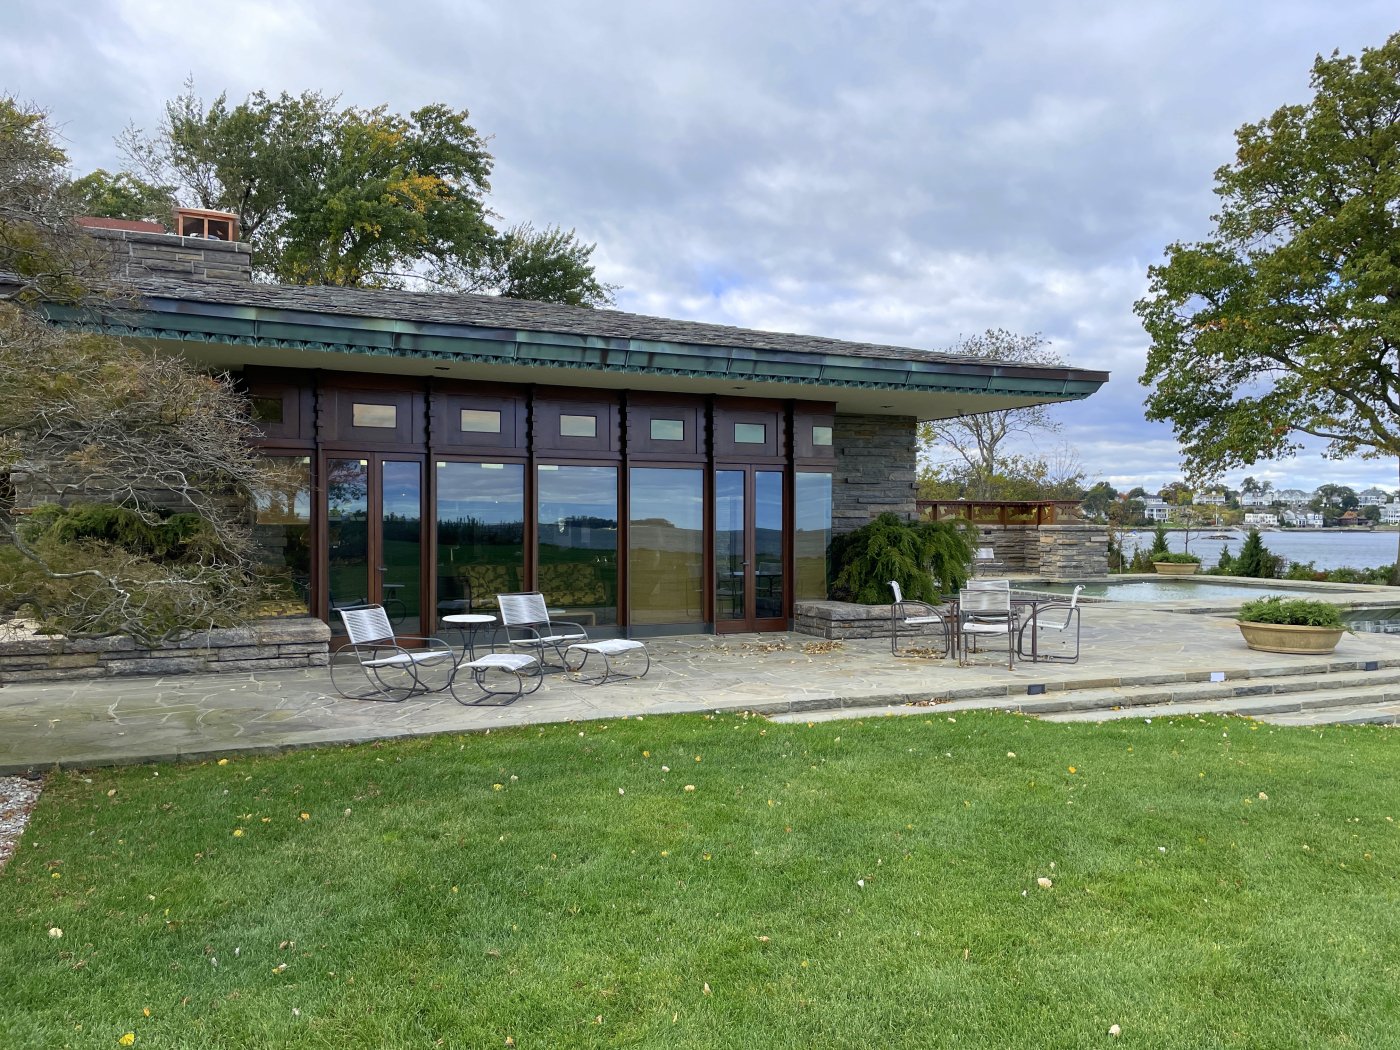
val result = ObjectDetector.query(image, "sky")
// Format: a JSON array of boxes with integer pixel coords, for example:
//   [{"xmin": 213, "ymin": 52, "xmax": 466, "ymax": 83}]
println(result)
[{"xmin": 4, "ymin": 0, "xmax": 1398, "ymax": 494}]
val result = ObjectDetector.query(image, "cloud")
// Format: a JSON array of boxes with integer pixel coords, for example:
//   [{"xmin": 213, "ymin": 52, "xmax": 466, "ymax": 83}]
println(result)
[{"xmin": 7, "ymin": 0, "xmax": 1399, "ymax": 490}]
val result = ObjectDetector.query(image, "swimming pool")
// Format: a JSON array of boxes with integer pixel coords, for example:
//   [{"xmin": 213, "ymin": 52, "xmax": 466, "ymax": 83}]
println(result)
[{"xmin": 1014, "ymin": 579, "xmax": 1347, "ymax": 602}]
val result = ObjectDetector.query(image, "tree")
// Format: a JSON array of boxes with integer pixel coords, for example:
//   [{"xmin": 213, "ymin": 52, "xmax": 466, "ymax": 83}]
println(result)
[
  {"xmin": 1158, "ymin": 481, "xmax": 1192, "ymax": 505},
  {"xmin": 1135, "ymin": 32, "xmax": 1400, "ymax": 582},
  {"xmin": 69, "ymin": 169, "xmax": 175, "ymax": 224},
  {"xmin": 1, "ymin": 97, "xmax": 268, "ymax": 643},
  {"xmin": 1080, "ymin": 481, "xmax": 1119, "ymax": 520},
  {"xmin": 918, "ymin": 330, "xmax": 1065, "ymax": 499},
  {"xmin": 118, "ymin": 86, "xmax": 615, "ymax": 303},
  {"xmin": 1234, "ymin": 529, "xmax": 1279, "ymax": 578},
  {"xmin": 1240, "ymin": 476, "xmax": 1262, "ymax": 497}
]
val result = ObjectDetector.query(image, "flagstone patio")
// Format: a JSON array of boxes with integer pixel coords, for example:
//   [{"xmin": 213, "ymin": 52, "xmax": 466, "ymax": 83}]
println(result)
[{"xmin": 5, "ymin": 597, "xmax": 1400, "ymax": 774}]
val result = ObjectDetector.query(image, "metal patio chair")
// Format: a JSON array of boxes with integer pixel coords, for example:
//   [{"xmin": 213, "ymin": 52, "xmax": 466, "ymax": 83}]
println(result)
[
  {"xmin": 957, "ymin": 588, "xmax": 1016, "ymax": 670},
  {"xmin": 330, "ymin": 605, "xmax": 456, "ymax": 701},
  {"xmin": 1017, "ymin": 585, "xmax": 1084, "ymax": 663},
  {"xmin": 889, "ymin": 580, "xmax": 952, "ymax": 657},
  {"xmin": 496, "ymin": 592, "xmax": 590, "ymax": 668}
]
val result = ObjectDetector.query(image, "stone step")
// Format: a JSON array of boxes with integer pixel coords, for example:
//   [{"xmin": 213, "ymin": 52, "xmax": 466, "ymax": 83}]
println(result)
[
  {"xmin": 1254, "ymin": 700, "xmax": 1400, "ymax": 727},
  {"xmin": 1037, "ymin": 682, "xmax": 1400, "ymax": 723},
  {"xmin": 767, "ymin": 666, "xmax": 1400, "ymax": 724}
]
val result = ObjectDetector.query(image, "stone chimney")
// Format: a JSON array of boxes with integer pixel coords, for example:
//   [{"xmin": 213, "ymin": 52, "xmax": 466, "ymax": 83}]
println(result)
[{"xmin": 77, "ymin": 212, "xmax": 253, "ymax": 283}]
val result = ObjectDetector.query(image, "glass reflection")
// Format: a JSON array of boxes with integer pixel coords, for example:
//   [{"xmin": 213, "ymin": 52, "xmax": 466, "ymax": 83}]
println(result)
[
  {"xmin": 436, "ymin": 461, "xmax": 525, "ymax": 616},
  {"xmin": 537, "ymin": 465, "xmax": 618, "ymax": 626},
  {"xmin": 326, "ymin": 458, "xmax": 369, "ymax": 627},
  {"xmin": 629, "ymin": 468, "xmax": 703, "ymax": 624},
  {"xmin": 795, "ymin": 472, "xmax": 832, "ymax": 600},
  {"xmin": 755, "ymin": 471, "xmax": 785, "ymax": 619},
  {"xmin": 252, "ymin": 456, "xmax": 311, "ymax": 615},
  {"xmin": 381, "ymin": 460, "xmax": 422, "ymax": 634},
  {"xmin": 715, "ymin": 470, "xmax": 745, "ymax": 621}
]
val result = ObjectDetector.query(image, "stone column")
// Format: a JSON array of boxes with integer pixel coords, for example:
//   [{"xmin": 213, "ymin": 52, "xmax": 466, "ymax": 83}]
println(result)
[{"xmin": 831, "ymin": 414, "xmax": 918, "ymax": 534}]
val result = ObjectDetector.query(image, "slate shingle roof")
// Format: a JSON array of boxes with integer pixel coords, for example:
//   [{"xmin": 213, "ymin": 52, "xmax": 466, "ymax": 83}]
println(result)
[{"xmin": 133, "ymin": 276, "xmax": 1108, "ymax": 380}]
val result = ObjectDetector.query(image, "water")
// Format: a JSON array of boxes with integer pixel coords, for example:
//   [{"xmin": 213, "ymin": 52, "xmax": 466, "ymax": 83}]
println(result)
[
  {"xmin": 1123, "ymin": 529, "xmax": 1400, "ymax": 572},
  {"xmin": 1018, "ymin": 580, "xmax": 1331, "ymax": 602}
]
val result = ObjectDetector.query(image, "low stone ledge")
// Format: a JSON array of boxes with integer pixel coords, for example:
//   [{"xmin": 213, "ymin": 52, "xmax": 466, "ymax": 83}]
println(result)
[
  {"xmin": 0, "ymin": 617, "xmax": 330, "ymax": 684},
  {"xmin": 795, "ymin": 600, "xmax": 948, "ymax": 642}
]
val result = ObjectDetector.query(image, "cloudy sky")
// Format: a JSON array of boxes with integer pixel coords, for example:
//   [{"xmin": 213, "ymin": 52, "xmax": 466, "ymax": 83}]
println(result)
[{"xmin": 5, "ymin": 1, "xmax": 1397, "ymax": 493}]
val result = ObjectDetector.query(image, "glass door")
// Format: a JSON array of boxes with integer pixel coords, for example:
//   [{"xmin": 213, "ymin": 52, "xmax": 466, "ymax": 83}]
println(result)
[
  {"xmin": 325, "ymin": 454, "xmax": 424, "ymax": 636},
  {"xmin": 714, "ymin": 468, "xmax": 787, "ymax": 633}
]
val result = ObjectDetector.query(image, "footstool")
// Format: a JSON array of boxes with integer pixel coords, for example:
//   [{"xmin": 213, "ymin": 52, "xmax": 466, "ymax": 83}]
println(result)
[
  {"xmin": 451, "ymin": 652, "xmax": 542, "ymax": 705},
  {"xmin": 562, "ymin": 639, "xmax": 651, "ymax": 686}
]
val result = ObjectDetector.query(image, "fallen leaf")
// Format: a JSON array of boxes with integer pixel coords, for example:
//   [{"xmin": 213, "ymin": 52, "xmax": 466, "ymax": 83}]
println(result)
[
  {"xmin": 1037, "ymin": 877, "xmax": 1053, "ymax": 889},
  {"xmin": 1109, "ymin": 1024, "xmax": 1122, "ymax": 1037},
  {"xmin": 702, "ymin": 982, "xmax": 712, "ymax": 995}
]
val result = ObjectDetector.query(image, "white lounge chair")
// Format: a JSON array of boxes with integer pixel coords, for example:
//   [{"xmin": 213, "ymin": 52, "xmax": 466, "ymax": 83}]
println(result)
[
  {"xmin": 497, "ymin": 592, "xmax": 590, "ymax": 668},
  {"xmin": 889, "ymin": 580, "xmax": 952, "ymax": 656},
  {"xmin": 331, "ymin": 605, "xmax": 456, "ymax": 701},
  {"xmin": 1018, "ymin": 585, "xmax": 1084, "ymax": 663},
  {"xmin": 958, "ymin": 588, "xmax": 1016, "ymax": 669}
]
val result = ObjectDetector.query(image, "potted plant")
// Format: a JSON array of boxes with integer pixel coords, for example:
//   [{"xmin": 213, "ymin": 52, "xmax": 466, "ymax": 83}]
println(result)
[
  {"xmin": 1235, "ymin": 595, "xmax": 1347, "ymax": 655},
  {"xmin": 1152, "ymin": 551, "xmax": 1202, "ymax": 576}
]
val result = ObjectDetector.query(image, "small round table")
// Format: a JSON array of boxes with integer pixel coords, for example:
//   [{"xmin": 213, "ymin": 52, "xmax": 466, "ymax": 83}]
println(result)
[{"xmin": 441, "ymin": 613, "xmax": 499, "ymax": 663}]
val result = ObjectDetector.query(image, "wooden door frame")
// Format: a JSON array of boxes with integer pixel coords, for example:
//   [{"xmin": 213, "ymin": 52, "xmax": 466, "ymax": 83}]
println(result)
[{"xmin": 712, "ymin": 464, "xmax": 789, "ymax": 634}]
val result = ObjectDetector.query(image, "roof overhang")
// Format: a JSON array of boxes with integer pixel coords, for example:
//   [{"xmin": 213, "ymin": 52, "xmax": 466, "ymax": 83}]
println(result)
[{"xmin": 41, "ymin": 293, "xmax": 1110, "ymax": 421}]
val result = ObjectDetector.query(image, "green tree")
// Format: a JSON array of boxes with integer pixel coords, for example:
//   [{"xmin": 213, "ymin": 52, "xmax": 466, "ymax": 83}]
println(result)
[
  {"xmin": 1234, "ymin": 529, "xmax": 1279, "ymax": 579},
  {"xmin": 69, "ymin": 169, "xmax": 174, "ymax": 223},
  {"xmin": 1080, "ymin": 481, "xmax": 1119, "ymax": 520},
  {"xmin": 918, "ymin": 330, "xmax": 1066, "ymax": 499},
  {"xmin": 1135, "ymin": 32, "xmax": 1400, "ymax": 582},
  {"xmin": 1, "ymin": 97, "xmax": 268, "ymax": 643},
  {"xmin": 1149, "ymin": 524, "xmax": 1171, "ymax": 558},
  {"xmin": 118, "ymin": 87, "xmax": 614, "ymax": 303}
]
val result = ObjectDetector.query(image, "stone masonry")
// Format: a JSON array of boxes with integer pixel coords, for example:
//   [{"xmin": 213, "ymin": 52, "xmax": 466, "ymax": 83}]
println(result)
[
  {"xmin": 86, "ymin": 226, "xmax": 253, "ymax": 283},
  {"xmin": 832, "ymin": 414, "xmax": 919, "ymax": 534},
  {"xmin": 0, "ymin": 617, "xmax": 329, "ymax": 684}
]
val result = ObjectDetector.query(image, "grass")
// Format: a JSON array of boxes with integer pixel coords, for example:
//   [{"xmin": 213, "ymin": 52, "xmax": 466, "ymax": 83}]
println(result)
[{"xmin": 1, "ymin": 711, "xmax": 1398, "ymax": 1048}]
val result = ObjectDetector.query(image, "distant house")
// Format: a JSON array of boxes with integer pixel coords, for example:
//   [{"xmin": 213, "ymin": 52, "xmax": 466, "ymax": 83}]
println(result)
[
  {"xmin": 1382, "ymin": 502, "xmax": 1400, "ymax": 525},
  {"xmin": 1194, "ymin": 491, "xmax": 1228, "ymax": 506},
  {"xmin": 1274, "ymin": 488, "xmax": 1310, "ymax": 507},
  {"xmin": 1282, "ymin": 509, "xmax": 1324, "ymax": 527},
  {"xmin": 1141, "ymin": 498, "xmax": 1172, "ymax": 522},
  {"xmin": 1338, "ymin": 510, "xmax": 1363, "ymax": 527},
  {"xmin": 1240, "ymin": 492, "xmax": 1274, "ymax": 507},
  {"xmin": 1244, "ymin": 512, "xmax": 1279, "ymax": 526},
  {"xmin": 1358, "ymin": 487, "xmax": 1390, "ymax": 507}
]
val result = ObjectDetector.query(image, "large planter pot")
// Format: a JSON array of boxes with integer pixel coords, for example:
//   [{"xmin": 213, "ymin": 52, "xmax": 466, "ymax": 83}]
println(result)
[
  {"xmin": 1236, "ymin": 620, "xmax": 1345, "ymax": 655},
  {"xmin": 1153, "ymin": 561, "xmax": 1200, "ymax": 576}
]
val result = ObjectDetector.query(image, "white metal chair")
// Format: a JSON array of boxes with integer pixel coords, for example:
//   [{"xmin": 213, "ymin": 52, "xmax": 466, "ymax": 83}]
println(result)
[
  {"xmin": 497, "ymin": 592, "xmax": 590, "ymax": 668},
  {"xmin": 888, "ymin": 580, "xmax": 952, "ymax": 656},
  {"xmin": 958, "ymin": 588, "xmax": 1016, "ymax": 669},
  {"xmin": 1018, "ymin": 585, "xmax": 1084, "ymax": 663},
  {"xmin": 331, "ymin": 605, "xmax": 456, "ymax": 701}
]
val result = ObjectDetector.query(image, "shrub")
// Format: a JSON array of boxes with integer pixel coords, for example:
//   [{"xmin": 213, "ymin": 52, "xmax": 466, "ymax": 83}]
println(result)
[
  {"xmin": 1236, "ymin": 595, "xmax": 1345, "ymax": 628},
  {"xmin": 829, "ymin": 513, "xmax": 978, "ymax": 604},
  {"xmin": 1128, "ymin": 546, "xmax": 1156, "ymax": 573},
  {"xmin": 1149, "ymin": 524, "xmax": 1170, "ymax": 558},
  {"xmin": 1216, "ymin": 545, "xmax": 1234, "ymax": 572},
  {"xmin": 1153, "ymin": 552, "xmax": 1201, "ymax": 564},
  {"xmin": 1233, "ymin": 528, "xmax": 1278, "ymax": 578}
]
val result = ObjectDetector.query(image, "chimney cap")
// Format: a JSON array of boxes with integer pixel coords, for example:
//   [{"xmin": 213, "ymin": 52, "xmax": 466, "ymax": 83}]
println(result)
[{"xmin": 175, "ymin": 207, "xmax": 239, "ymax": 242}]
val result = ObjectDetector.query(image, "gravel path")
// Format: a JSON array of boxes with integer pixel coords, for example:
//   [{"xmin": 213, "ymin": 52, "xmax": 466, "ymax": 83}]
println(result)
[{"xmin": 0, "ymin": 776, "xmax": 42, "ymax": 871}]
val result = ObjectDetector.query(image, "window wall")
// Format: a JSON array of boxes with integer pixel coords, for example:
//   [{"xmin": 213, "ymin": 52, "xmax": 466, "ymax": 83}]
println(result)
[
  {"xmin": 251, "ymin": 455, "xmax": 312, "ymax": 614},
  {"xmin": 795, "ymin": 472, "xmax": 833, "ymax": 600},
  {"xmin": 629, "ymin": 467, "xmax": 704, "ymax": 625},
  {"xmin": 436, "ymin": 461, "xmax": 525, "ymax": 615},
  {"xmin": 537, "ymin": 465, "xmax": 618, "ymax": 626}
]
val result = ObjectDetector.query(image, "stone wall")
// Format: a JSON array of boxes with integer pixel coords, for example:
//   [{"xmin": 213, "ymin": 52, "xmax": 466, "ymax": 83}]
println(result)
[
  {"xmin": 795, "ymin": 599, "xmax": 948, "ymax": 643},
  {"xmin": 87, "ymin": 226, "xmax": 253, "ymax": 283},
  {"xmin": 964, "ymin": 523, "xmax": 1109, "ymax": 577},
  {"xmin": 0, "ymin": 617, "xmax": 329, "ymax": 683},
  {"xmin": 832, "ymin": 414, "xmax": 919, "ymax": 534}
]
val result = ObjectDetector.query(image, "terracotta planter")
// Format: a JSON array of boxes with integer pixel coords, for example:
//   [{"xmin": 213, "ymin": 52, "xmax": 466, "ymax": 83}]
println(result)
[
  {"xmin": 1153, "ymin": 561, "xmax": 1200, "ymax": 576},
  {"xmin": 1236, "ymin": 620, "xmax": 1345, "ymax": 655}
]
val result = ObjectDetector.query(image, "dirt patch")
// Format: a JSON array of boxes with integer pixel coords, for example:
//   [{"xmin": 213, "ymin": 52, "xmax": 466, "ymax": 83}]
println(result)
[{"xmin": 0, "ymin": 776, "xmax": 43, "ymax": 872}]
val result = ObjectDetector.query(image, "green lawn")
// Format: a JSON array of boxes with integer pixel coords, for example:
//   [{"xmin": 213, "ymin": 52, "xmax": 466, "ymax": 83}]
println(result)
[{"xmin": 2, "ymin": 712, "xmax": 1397, "ymax": 1048}]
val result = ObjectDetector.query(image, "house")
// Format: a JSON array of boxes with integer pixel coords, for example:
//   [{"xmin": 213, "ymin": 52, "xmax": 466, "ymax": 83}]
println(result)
[
  {"xmin": 1274, "ymin": 488, "xmax": 1310, "ymax": 507},
  {"xmin": 1141, "ymin": 498, "xmax": 1172, "ymax": 522},
  {"xmin": 1380, "ymin": 502, "xmax": 1400, "ymax": 525},
  {"xmin": 1239, "ymin": 492, "xmax": 1275, "ymax": 507},
  {"xmin": 21, "ymin": 213, "xmax": 1108, "ymax": 639},
  {"xmin": 1194, "ymin": 491, "xmax": 1228, "ymax": 506},
  {"xmin": 1358, "ymin": 486, "xmax": 1390, "ymax": 507},
  {"xmin": 1282, "ymin": 509, "xmax": 1324, "ymax": 527},
  {"xmin": 1243, "ymin": 512, "xmax": 1279, "ymax": 527},
  {"xmin": 1338, "ymin": 510, "xmax": 1363, "ymax": 527}
]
